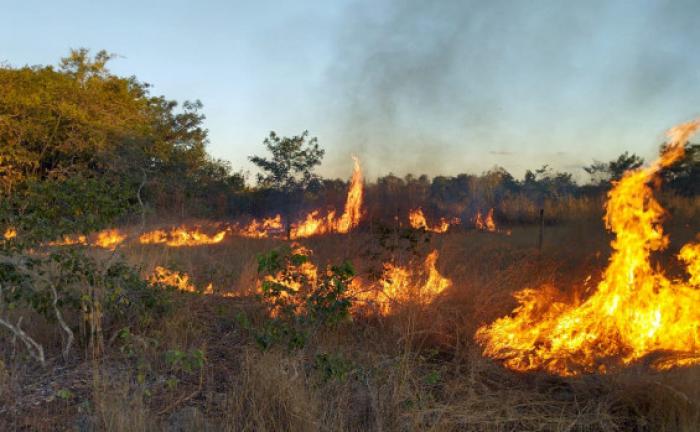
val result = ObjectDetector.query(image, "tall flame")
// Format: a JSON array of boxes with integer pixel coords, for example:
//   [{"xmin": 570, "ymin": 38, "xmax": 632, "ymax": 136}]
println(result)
[
  {"xmin": 476, "ymin": 119, "xmax": 700, "ymax": 375},
  {"xmin": 336, "ymin": 156, "xmax": 364, "ymax": 234},
  {"xmin": 291, "ymin": 156, "xmax": 363, "ymax": 239},
  {"xmin": 475, "ymin": 208, "xmax": 496, "ymax": 232}
]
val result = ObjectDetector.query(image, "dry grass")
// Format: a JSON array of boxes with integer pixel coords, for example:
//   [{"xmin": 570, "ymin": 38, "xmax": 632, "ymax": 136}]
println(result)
[{"xmin": 1, "ymin": 211, "xmax": 700, "ymax": 431}]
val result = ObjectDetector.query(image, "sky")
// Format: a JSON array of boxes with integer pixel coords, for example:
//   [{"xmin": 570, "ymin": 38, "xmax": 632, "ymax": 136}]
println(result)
[{"xmin": 2, "ymin": 0, "xmax": 699, "ymax": 182}]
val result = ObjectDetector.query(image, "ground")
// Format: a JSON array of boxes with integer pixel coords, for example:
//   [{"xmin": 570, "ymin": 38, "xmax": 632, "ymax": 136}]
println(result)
[{"xmin": 2, "ymin": 213, "xmax": 700, "ymax": 431}]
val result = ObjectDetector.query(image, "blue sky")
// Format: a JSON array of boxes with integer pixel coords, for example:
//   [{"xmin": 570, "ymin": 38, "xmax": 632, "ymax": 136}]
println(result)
[{"xmin": 2, "ymin": 0, "xmax": 699, "ymax": 181}]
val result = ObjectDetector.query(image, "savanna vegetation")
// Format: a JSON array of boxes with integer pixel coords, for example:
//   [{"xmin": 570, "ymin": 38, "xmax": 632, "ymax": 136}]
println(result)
[{"xmin": 1, "ymin": 50, "xmax": 699, "ymax": 431}]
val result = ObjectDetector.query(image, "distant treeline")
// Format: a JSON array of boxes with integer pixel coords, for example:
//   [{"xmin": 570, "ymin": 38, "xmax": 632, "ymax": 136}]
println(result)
[{"xmin": 1, "ymin": 50, "xmax": 698, "ymax": 232}]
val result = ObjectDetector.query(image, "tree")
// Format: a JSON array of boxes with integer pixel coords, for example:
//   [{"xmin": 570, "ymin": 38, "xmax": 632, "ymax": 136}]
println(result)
[
  {"xmin": 662, "ymin": 143, "xmax": 700, "ymax": 196},
  {"xmin": 0, "ymin": 48, "xmax": 240, "ymax": 220},
  {"xmin": 249, "ymin": 131, "xmax": 324, "ymax": 190},
  {"xmin": 584, "ymin": 152, "xmax": 644, "ymax": 184},
  {"xmin": 249, "ymin": 131, "xmax": 325, "ymax": 236}
]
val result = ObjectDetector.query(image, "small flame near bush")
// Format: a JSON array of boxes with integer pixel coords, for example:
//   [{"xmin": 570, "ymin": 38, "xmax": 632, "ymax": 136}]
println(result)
[{"xmin": 409, "ymin": 208, "xmax": 459, "ymax": 233}]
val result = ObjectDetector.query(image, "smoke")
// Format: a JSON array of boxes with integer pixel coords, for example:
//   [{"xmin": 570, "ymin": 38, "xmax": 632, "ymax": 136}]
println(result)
[{"xmin": 320, "ymin": 0, "xmax": 700, "ymax": 180}]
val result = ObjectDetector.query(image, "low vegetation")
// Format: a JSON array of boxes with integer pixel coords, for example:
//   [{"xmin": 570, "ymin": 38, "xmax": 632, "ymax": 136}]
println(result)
[{"xmin": 1, "ymin": 50, "xmax": 699, "ymax": 431}]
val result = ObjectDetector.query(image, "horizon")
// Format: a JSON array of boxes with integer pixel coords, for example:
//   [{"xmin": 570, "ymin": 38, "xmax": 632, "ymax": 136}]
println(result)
[{"xmin": 3, "ymin": 0, "xmax": 699, "ymax": 182}]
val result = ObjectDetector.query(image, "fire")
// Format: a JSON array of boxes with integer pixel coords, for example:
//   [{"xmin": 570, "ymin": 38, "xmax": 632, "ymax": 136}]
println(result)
[
  {"xmin": 257, "ymin": 243, "xmax": 320, "ymax": 315},
  {"xmin": 290, "ymin": 156, "xmax": 363, "ymax": 239},
  {"xmin": 235, "ymin": 215, "xmax": 284, "ymax": 238},
  {"xmin": 290, "ymin": 210, "xmax": 337, "ymax": 239},
  {"xmin": 476, "ymin": 119, "xmax": 700, "ymax": 375},
  {"xmin": 150, "ymin": 266, "xmax": 213, "ymax": 294},
  {"xmin": 354, "ymin": 250, "xmax": 451, "ymax": 315},
  {"xmin": 409, "ymin": 208, "xmax": 458, "ymax": 233},
  {"xmin": 3, "ymin": 228, "xmax": 17, "ymax": 240},
  {"xmin": 336, "ymin": 156, "xmax": 364, "ymax": 234},
  {"xmin": 46, "ymin": 228, "xmax": 126, "ymax": 248},
  {"xmin": 139, "ymin": 225, "xmax": 227, "ymax": 247},
  {"xmin": 48, "ymin": 234, "xmax": 88, "ymax": 246},
  {"xmin": 475, "ymin": 208, "xmax": 496, "ymax": 232},
  {"xmin": 94, "ymin": 228, "xmax": 126, "ymax": 250}
]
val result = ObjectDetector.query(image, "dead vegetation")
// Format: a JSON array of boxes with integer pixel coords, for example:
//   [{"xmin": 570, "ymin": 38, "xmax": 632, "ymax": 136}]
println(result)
[{"xmin": 1, "ymin": 211, "xmax": 700, "ymax": 431}]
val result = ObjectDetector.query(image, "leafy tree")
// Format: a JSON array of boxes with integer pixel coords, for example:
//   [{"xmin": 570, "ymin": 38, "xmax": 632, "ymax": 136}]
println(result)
[
  {"xmin": 662, "ymin": 143, "xmax": 700, "ymax": 196},
  {"xmin": 249, "ymin": 131, "xmax": 325, "ymax": 235},
  {"xmin": 0, "ymin": 48, "xmax": 239, "ymax": 220},
  {"xmin": 249, "ymin": 130, "xmax": 324, "ymax": 190},
  {"xmin": 584, "ymin": 151, "xmax": 644, "ymax": 184}
]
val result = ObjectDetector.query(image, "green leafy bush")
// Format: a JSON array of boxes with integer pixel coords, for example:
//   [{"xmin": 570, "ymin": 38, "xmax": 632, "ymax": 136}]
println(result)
[{"xmin": 239, "ymin": 245, "xmax": 354, "ymax": 350}]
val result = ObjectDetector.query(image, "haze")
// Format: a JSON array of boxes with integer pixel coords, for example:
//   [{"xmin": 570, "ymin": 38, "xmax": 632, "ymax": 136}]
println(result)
[{"xmin": 2, "ymin": 0, "xmax": 698, "ymax": 181}]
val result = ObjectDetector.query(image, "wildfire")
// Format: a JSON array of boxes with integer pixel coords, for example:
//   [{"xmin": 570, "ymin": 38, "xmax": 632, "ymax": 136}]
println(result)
[
  {"xmin": 336, "ymin": 156, "xmax": 364, "ymax": 234},
  {"xmin": 290, "ymin": 156, "xmax": 363, "ymax": 239},
  {"xmin": 235, "ymin": 215, "xmax": 284, "ymax": 238},
  {"xmin": 476, "ymin": 119, "xmax": 700, "ymax": 376},
  {"xmin": 47, "ymin": 234, "xmax": 88, "ymax": 246},
  {"xmin": 475, "ymin": 208, "xmax": 496, "ymax": 232},
  {"xmin": 354, "ymin": 250, "xmax": 452, "ymax": 315},
  {"xmin": 150, "ymin": 266, "xmax": 213, "ymax": 294},
  {"xmin": 257, "ymin": 243, "xmax": 320, "ymax": 315},
  {"xmin": 94, "ymin": 229, "xmax": 126, "ymax": 250},
  {"xmin": 139, "ymin": 225, "xmax": 227, "ymax": 247},
  {"xmin": 409, "ymin": 208, "xmax": 458, "ymax": 233},
  {"xmin": 3, "ymin": 228, "xmax": 17, "ymax": 240}
]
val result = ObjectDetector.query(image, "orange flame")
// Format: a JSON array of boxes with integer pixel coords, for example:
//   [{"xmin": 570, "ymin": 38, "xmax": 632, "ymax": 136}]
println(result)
[
  {"xmin": 336, "ymin": 156, "xmax": 364, "ymax": 234},
  {"xmin": 235, "ymin": 215, "xmax": 284, "ymax": 238},
  {"xmin": 150, "ymin": 266, "xmax": 213, "ymax": 294},
  {"xmin": 139, "ymin": 225, "xmax": 227, "ymax": 247},
  {"xmin": 475, "ymin": 208, "xmax": 496, "ymax": 232},
  {"xmin": 353, "ymin": 250, "xmax": 451, "ymax": 315},
  {"xmin": 94, "ymin": 229, "xmax": 126, "ymax": 250},
  {"xmin": 3, "ymin": 228, "xmax": 17, "ymax": 240},
  {"xmin": 290, "ymin": 156, "xmax": 363, "ymax": 239},
  {"xmin": 409, "ymin": 208, "xmax": 458, "ymax": 233},
  {"xmin": 476, "ymin": 119, "xmax": 700, "ymax": 375},
  {"xmin": 256, "ymin": 243, "xmax": 320, "ymax": 315},
  {"xmin": 47, "ymin": 234, "xmax": 88, "ymax": 246}
]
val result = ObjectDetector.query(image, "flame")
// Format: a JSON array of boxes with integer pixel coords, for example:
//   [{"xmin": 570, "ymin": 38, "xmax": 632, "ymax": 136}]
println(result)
[
  {"xmin": 475, "ymin": 208, "xmax": 497, "ymax": 232},
  {"xmin": 235, "ymin": 215, "xmax": 284, "ymax": 238},
  {"xmin": 3, "ymin": 228, "xmax": 17, "ymax": 240},
  {"xmin": 139, "ymin": 225, "xmax": 227, "ymax": 247},
  {"xmin": 354, "ymin": 250, "xmax": 451, "ymax": 315},
  {"xmin": 336, "ymin": 156, "xmax": 364, "ymax": 234},
  {"xmin": 257, "ymin": 243, "xmax": 320, "ymax": 315},
  {"xmin": 680, "ymin": 242, "xmax": 700, "ymax": 286},
  {"xmin": 48, "ymin": 234, "xmax": 88, "ymax": 246},
  {"xmin": 290, "ymin": 210, "xmax": 337, "ymax": 239},
  {"xmin": 149, "ymin": 266, "xmax": 213, "ymax": 294},
  {"xmin": 253, "ymin": 244, "xmax": 451, "ymax": 317},
  {"xmin": 409, "ymin": 208, "xmax": 458, "ymax": 233},
  {"xmin": 94, "ymin": 229, "xmax": 126, "ymax": 250},
  {"xmin": 476, "ymin": 119, "xmax": 700, "ymax": 375},
  {"xmin": 290, "ymin": 156, "xmax": 363, "ymax": 239}
]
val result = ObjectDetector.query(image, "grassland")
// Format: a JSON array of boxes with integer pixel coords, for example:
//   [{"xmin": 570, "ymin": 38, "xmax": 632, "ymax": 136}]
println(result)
[{"xmin": 1, "ymin": 200, "xmax": 700, "ymax": 431}]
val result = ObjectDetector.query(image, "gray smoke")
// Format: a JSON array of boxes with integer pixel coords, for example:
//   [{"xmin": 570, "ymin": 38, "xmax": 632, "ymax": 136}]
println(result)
[{"xmin": 319, "ymin": 0, "xmax": 700, "ymax": 180}]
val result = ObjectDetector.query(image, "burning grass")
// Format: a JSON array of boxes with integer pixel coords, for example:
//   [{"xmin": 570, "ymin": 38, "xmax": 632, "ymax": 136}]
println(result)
[
  {"xmin": 476, "ymin": 120, "xmax": 700, "ymax": 376},
  {"xmin": 2, "ymin": 126, "xmax": 700, "ymax": 430},
  {"xmin": 3, "ymin": 218, "xmax": 700, "ymax": 430}
]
